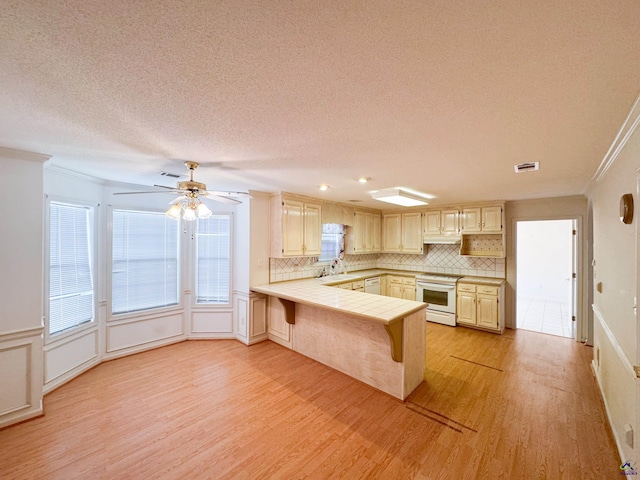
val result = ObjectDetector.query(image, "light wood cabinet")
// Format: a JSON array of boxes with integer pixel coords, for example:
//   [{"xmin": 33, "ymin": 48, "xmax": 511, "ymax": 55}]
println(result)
[
  {"xmin": 461, "ymin": 206, "xmax": 503, "ymax": 234},
  {"xmin": 270, "ymin": 195, "xmax": 322, "ymax": 257},
  {"xmin": 456, "ymin": 282, "xmax": 504, "ymax": 332},
  {"xmin": 382, "ymin": 212, "xmax": 423, "ymax": 253},
  {"xmin": 386, "ymin": 275, "xmax": 416, "ymax": 299},
  {"xmin": 347, "ymin": 210, "xmax": 382, "ymax": 254},
  {"xmin": 424, "ymin": 209, "xmax": 460, "ymax": 237}
]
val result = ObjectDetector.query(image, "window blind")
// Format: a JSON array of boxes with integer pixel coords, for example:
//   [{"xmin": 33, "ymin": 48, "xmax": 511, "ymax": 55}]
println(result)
[
  {"xmin": 196, "ymin": 215, "xmax": 231, "ymax": 304},
  {"xmin": 112, "ymin": 210, "xmax": 179, "ymax": 314},
  {"xmin": 49, "ymin": 202, "xmax": 94, "ymax": 335}
]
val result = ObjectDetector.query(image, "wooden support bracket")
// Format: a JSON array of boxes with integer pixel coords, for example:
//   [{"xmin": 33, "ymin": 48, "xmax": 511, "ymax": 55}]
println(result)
[
  {"xmin": 384, "ymin": 320, "xmax": 403, "ymax": 363},
  {"xmin": 277, "ymin": 298, "xmax": 296, "ymax": 325}
]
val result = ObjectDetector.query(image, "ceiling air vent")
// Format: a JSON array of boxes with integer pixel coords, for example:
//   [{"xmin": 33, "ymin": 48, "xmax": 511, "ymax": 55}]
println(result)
[
  {"xmin": 159, "ymin": 171, "xmax": 183, "ymax": 179},
  {"xmin": 514, "ymin": 162, "xmax": 539, "ymax": 173}
]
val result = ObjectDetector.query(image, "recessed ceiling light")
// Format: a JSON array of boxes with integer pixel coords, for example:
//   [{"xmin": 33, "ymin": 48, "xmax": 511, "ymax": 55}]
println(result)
[
  {"xmin": 370, "ymin": 188, "xmax": 431, "ymax": 207},
  {"xmin": 318, "ymin": 184, "xmax": 330, "ymax": 191},
  {"xmin": 358, "ymin": 177, "xmax": 372, "ymax": 183}
]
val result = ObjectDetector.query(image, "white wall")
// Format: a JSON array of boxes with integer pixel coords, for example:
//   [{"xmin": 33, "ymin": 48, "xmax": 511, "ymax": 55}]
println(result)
[
  {"xmin": 588, "ymin": 95, "xmax": 640, "ymax": 463},
  {"xmin": 0, "ymin": 148, "xmax": 47, "ymax": 428}
]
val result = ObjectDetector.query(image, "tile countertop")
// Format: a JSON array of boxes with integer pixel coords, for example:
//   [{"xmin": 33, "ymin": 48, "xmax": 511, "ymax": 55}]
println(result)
[
  {"xmin": 251, "ymin": 276, "xmax": 426, "ymax": 325},
  {"xmin": 459, "ymin": 276, "xmax": 506, "ymax": 286}
]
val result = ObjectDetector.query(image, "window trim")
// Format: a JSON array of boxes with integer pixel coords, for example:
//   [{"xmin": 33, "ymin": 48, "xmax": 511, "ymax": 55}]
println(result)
[
  {"xmin": 108, "ymin": 206, "xmax": 182, "ymax": 319},
  {"xmin": 192, "ymin": 212, "xmax": 234, "ymax": 309},
  {"xmin": 44, "ymin": 196, "xmax": 98, "ymax": 345}
]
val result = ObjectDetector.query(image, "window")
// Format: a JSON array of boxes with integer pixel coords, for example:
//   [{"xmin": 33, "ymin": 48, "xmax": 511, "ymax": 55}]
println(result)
[
  {"xmin": 112, "ymin": 210, "xmax": 179, "ymax": 314},
  {"xmin": 48, "ymin": 202, "xmax": 94, "ymax": 335},
  {"xmin": 318, "ymin": 223, "xmax": 345, "ymax": 262},
  {"xmin": 196, "ymin": 215, "xmax": 231, "ymax": 304}
]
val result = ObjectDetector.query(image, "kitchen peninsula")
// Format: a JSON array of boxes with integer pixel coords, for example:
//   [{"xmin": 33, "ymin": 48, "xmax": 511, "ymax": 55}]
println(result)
[{"xmin": 252, "ymin": 275, "xmax": 427, "ymax": 400}]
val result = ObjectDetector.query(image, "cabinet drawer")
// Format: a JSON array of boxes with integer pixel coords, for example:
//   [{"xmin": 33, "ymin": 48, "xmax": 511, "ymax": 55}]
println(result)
[
  {"xmin": 388, "ymin": 277, "xmax": 402, "ymax": 284},
  {"xmin": 336, "ymin": 283, "xmax": 352, "ymax": 289},
  {"xmin": 351, "ymin": 280, "xmax": 364, "ymax": 290},
  {"xmin": 477, "ymin": 286, "xmax": 498, "ymax": 295},
  {"xmin": 402, "ymin": 277, "xmax": 416, "ymax": 286},
  {"xmin": 457, "ymin": 284, "xmax": 476, "ymax": 293}
]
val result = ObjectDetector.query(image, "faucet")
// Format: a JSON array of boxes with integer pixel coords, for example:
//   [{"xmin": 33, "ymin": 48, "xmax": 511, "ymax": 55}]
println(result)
[{"xmin": 330, "ymin": 257, "xmax": 347, "ymax": 275}]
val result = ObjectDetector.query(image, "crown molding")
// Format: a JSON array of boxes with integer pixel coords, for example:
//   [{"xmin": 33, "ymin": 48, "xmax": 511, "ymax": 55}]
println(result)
[
  {"xmin": 44, "ymin": 164, "xmax": 108, "ymax": 185},
  {"xmin": 0, "ymin": 146, "xmax": 51, "ymax": 163},
  {"xmin": 592, "ymin": 93, "xmax": 640, "ymax": 183}
]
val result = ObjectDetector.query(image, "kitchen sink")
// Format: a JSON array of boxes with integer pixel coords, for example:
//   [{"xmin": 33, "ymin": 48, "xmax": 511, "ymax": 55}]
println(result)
[{"xmin": 318, "ymin": 274, "xmax": 360, "ymax": 283}]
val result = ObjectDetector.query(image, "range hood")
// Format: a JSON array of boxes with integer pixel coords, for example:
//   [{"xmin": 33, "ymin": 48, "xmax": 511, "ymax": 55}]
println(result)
[{"xmin": 423, "ymin": 236, "xmax": 461, "ymax": 245}]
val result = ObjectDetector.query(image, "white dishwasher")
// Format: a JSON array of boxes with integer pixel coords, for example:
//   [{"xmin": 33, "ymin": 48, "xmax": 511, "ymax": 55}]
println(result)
[{"xmin": 364, "ymin": 277, "xmax": 381, "ymax": 295}]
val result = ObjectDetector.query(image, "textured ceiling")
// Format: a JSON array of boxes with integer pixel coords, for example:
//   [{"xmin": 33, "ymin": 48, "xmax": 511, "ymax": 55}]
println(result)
[{"xmin": 1, "ymin": 0, "xmax": 639, "ymax": 208}]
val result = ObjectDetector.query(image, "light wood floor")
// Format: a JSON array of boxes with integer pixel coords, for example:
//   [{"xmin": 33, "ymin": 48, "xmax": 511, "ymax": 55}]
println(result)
[{"xmin": 0, "ymin": 324, "xmax": 619, "ymax": 479}]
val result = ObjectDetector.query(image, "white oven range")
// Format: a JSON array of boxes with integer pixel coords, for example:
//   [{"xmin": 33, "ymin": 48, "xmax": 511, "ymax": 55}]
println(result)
[{"xmin": 415, "ymin": 273, "xmax": 463, "ymax": 326}]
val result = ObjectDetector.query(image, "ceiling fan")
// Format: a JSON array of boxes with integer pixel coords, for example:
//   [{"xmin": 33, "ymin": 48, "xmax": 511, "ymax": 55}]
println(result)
[{"xmin": 113, "ymin": 161, "xmax": 250, "ymax": 220}]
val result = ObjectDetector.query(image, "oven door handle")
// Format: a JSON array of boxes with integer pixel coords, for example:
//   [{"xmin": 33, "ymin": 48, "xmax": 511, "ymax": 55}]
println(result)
[{"xmin": 416, "ymin": 282, "xmax": 456, "ymax": 291}]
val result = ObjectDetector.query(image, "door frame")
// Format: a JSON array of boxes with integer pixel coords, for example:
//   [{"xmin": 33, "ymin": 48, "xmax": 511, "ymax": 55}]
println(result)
[{"xmin": 510, "ymin": 214, "xmax": 586, "ymax": 342}]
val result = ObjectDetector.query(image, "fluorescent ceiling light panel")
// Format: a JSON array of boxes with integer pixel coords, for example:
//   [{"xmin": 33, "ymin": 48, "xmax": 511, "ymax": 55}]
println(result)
[{"xmin": 370, "ymin": 188, "xmax": 429, "ymax": 206}]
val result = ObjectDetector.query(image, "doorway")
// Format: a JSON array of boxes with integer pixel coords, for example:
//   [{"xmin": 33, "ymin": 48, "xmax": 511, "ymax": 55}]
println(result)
[{"xmin": 516, "ymin": 219, "xmax": 576, "ymax": 338}]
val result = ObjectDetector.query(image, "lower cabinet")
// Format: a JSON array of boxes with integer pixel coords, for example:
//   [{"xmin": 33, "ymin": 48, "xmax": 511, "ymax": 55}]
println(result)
[
  {"xmin": 386, "ymin": 276, "xmax": 416, "ymax": 300},
  {"xmin": 456, "ymin": 282, "xmax": 504, "ymax": 333}
]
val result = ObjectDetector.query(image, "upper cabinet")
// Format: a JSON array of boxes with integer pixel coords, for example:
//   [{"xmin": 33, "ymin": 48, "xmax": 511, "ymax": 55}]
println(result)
[
  {"xmin": 270, "ymin": 194, "xmax": 322, "ymax": 257},
  {"xmin": 424, "ymin": 209, "xmax": 460, "ymax": 238},
  {"xmin": 461, "ymin": 205, "xmax": 503, "ymax": 233},
  {"xmin": 382, "ymin": 212, "xmax": 423, "ymax": 253},
  {"xmin": 346, "ymin": 210, "xmax": 382, "ymax": 254},
  {"xmin": 459, "ymin": 204, "xmax": 505, "ymax": 257}
]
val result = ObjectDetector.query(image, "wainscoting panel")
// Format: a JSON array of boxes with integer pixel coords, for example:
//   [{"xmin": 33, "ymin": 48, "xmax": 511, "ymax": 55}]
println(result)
[
  {"xmin": 190, "ymin": 310, "xmax": 234, "ymax": 337},
  {"xmin": 592, "ymin": 306, "xmax": 637, "ymax": 463},
  {"xmin": 235, "ymin": 294, "xmax": 249, "ymax": 343},
  {"xmin": 44, "ymin": 327, "xmax": 99, "ymax": 392},
  {"xmin": 106, "ymin": 312, "xmax": 184, "ymax": 354},
  {"xmin": 0, "ymin": 327, "xmax": 43, "ymax": 429}
]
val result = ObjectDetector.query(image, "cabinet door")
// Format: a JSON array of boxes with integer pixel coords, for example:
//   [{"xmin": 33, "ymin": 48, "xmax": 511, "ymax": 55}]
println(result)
[
  {"xmin": 389, "ymin": 282, "xmax": 403, "ymax": 298},
  {"xmin": 382, "ymin": 214, "xmax": 402, "ymax": 252},
  {"xmin": 462, "ymin": 207, "xmax": 481, "ymax": 233},
  {"xmin": 402, "ymin": 284, "xmax": 416, "ymax": 300},
  {"xmin": 456, "ymin": 292, "xmax": 477, "ymax": 325},
  {"xmin": 282, "ymin": 199, "xmax": 305, "ymax": 256},
  {"xmin": 303, "ymin": 202, "xmax": 322, "ymax": 255},
  {"xmin": 441, "ymin": 209, "xmax": 460, "ymax": 235},
  {"xmin": 424, "ymin": 210, "xmax": 441, "ymax": 235},
  {"xmin": 371, "ymin": 214, "xmax": 381, "ymax": 252},
  {"xmin": 353, "ymin": 210, "xmax": 367, "ymax": 253},
  {"xmin": 401, "ymin": 212, "xmax": 423, "ymax": 253},
  {"xmin": 477, "ymin": 294, "xmax": 499, "ymax": 329},
  {"xmin": 481, "ymin": 206, "xmax": 502, "ymax": 232}
]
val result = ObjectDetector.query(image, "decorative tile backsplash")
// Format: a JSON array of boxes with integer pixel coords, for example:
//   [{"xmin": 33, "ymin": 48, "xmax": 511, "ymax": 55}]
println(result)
[{"xmin": 269, "ymin": 245, "xmax": 504, "ymax": 283}]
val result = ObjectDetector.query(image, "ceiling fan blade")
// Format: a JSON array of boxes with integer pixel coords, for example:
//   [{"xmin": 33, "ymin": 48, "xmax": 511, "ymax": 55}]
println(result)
[
  {"xmin": 153, "ymin": 184, "xmax": 179, "ymax": 190},
  {"xmin": 113, "ymin": 190, "xmax": 179, "ymax": 195},
  {"xmin": 206, "ymin": 195, "xmax": 242, "ymax": 205},
  {"xmin": 206, "ymin": 190, "xmax": 252, "ymax": 198},
  {"xmin": 169, "ymin": 195, "xmax": 188, "ymax": 204}
]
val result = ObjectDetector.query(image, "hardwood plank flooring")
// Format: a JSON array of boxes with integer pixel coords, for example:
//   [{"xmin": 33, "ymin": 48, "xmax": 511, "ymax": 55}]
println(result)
[{"xmin": 0, "ymin": 324, "xmax": 619, "ymax": 479}]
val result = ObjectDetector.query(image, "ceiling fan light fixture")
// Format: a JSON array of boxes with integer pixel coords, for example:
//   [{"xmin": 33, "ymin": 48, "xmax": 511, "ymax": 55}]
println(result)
[
  {"xmin": 196, "ymin": 202, "xmax": 212, "ymax": 219},
  {"xmin": 183, "ymin": 207, "xmax": 197, "ymax": 221},
  {"xmin": 166, "ymin": 203, "xmax": 182, "ymax": 220},
  {"xmin": 370, "ymin": 188, "xmax": 429, "ymax": 207}
]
